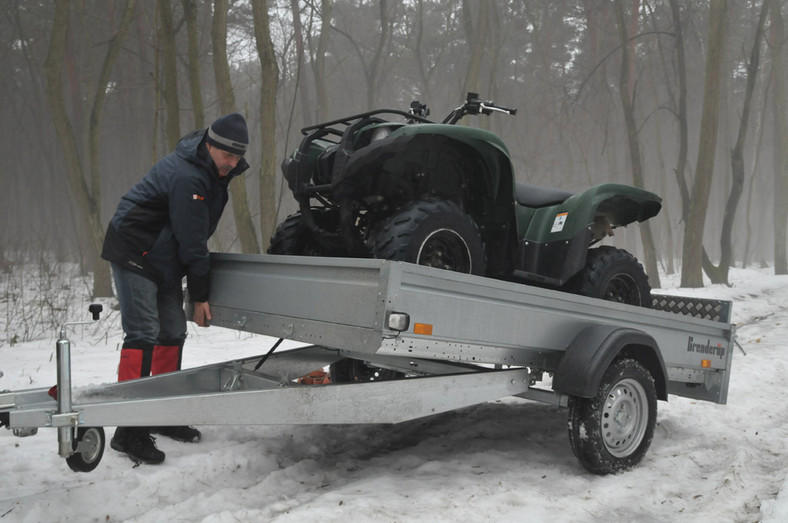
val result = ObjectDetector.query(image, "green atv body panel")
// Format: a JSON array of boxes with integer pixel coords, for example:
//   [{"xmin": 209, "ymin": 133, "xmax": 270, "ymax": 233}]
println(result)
[
  {"xmin": 517, "ymin": 183, "xmax": 662, "ymax": 243},
  {"xmin": 513, "ymin": 183, "xmax": 662, "ymax": 285}
]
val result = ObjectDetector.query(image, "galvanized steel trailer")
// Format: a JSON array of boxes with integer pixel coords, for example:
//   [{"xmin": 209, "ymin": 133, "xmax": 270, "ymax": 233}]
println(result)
[{"xmin": 0, "ymin": 253, "xmax": 735, "ymax": 474}]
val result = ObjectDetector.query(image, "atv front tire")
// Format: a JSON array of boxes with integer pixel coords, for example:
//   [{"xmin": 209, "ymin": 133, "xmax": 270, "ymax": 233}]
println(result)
[
  {"xmin": 564, "ymin": 246, "xmax": 651, "ymax": 307},
  {"xmin": 371, "ymin": 198, "xmax": 486, "ymax": 275},
  {"xmin": 267, "ymin": 210, "xmax": 341, "ymax": 256}
]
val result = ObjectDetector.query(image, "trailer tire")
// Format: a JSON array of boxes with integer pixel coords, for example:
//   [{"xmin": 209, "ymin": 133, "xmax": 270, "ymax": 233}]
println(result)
[
  {"xmin": 329, "ymin": 358, "xmax": 403, "ymax": 383},
  {"xmin": 567, "ymin": 358, "xmax": 656, "ymax": 475},
  {"xmin": 267, "ymin": 210, "xmax": 341, "ymax": 256},
  {"xmin": 564, "ymin": 246, "xmax": 651, "ymax": 307},
  {"xmin": 66, "ymin": 427, "xmax": 105, "ymax": 473},
  {"xmin": 371, "ymin": 198, "xmax": 486, "ymax": 275}
]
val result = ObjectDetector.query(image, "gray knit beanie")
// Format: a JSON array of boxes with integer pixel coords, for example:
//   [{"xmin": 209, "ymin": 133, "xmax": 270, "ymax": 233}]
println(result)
[{"xmin": 206, "ymin": 113, "xmax": 248, "ymax": 156}]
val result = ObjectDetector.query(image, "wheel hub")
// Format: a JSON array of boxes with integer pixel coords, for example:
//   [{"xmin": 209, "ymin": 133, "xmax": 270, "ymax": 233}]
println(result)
[
  {"xmin": 417, "ymin": 229, "xmax": 472, "ymax": 273},
  {"xmin": 601, "ymin": 378, "xmax": 648, "ymax": 458}
]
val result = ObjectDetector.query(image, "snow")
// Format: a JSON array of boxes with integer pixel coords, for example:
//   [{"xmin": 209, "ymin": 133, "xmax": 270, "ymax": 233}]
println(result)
[{"xmin": 1, "ymin": 266, "xmax": 787, "ymax": 522}]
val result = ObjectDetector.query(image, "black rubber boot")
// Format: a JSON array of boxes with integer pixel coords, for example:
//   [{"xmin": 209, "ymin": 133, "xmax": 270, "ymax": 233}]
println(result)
[
  {"xmin": 111, "ymin": 427, "xmax": 165, "ymax": 464},
  {"xmin": 151, "ymin": 426, "xmax": 202, "ymax": 443}
]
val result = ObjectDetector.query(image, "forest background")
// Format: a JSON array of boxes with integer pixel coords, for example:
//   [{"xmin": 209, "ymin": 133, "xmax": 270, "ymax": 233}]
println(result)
[{"xmin": 1, "ymin": 0, "xmax": 787, "ymax": 302}]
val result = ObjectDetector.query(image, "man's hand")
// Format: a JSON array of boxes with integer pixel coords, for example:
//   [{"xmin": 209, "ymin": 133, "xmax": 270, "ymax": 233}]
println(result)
[{"xmin": 193, "ymin": 301, "xmax": 212, "ymax": 327}]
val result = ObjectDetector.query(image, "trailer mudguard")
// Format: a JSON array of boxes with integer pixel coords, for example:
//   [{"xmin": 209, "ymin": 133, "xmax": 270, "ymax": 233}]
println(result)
[{"xmin": 553, "ymin": 325, "xmax": 668, "ymax": 400}]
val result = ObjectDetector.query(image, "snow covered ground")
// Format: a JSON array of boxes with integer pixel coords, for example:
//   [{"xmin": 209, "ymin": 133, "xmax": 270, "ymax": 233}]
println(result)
[{"xmin": 1, "ymin": 266, "xmax": 787, "ymax": 522}]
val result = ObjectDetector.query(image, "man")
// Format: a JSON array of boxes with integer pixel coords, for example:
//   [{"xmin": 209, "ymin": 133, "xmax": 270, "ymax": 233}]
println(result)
[{"xmin": 101, "ymin": 113, "xmax": 249, "ymax": 464}]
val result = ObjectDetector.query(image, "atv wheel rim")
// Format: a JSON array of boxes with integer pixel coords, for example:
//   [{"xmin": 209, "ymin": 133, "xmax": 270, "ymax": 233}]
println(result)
[
  {"xmin": 602, "ymin": 378, "xmax": 648, "ymax": 458},
  {"xmin": 416, "ymin": 228, "xmax": 472, "ymax": 273},
  {"xmin": 604, "ymin": 274, "xmax": 641, "ymax": 304}
]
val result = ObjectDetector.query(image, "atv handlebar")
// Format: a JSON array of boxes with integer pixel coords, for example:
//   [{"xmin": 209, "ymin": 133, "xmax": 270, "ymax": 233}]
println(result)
[
  {"xmin": 480, "ymin": 102, "xmax": 517, "ymax": 116},
  {"xmin": 443, "ymin": 92, "xmax": 517, "ymax": 124}
]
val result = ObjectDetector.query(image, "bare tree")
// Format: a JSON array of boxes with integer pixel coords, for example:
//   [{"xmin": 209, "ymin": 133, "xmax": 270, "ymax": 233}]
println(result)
[
  {"xmin": 461, "ymin": 0, "xmax": 490, "ymax": 97},
  {"xmin": 366, "ymin": 0, "xmax": 392, "ymax": 109},
  {"xmin": 290, "ymin": 0, "xmax": 312, "ymax": 122},
  {"xmin": 770, "ymin": 3, "xmax": 788, "ymax": 274},
  {"xmin": 313, "ymin": 0, "xmax": 332, "ymax": 122},
  {"xmin": 667, "ymin": 0, "xmax": 691, "ymax": 223},
  {"xmin": 182, "ymin": 0, "xmax": 206, "ymax": 129},
  {"xmin": 681, "ymin": 0, "xmax": 728, "ymax": 288},
  {"xmin": 613, "ymin": 0, "xmax": 660, "ymax": 288},
  {"xmin": 212, "ymin": 0, "xmax": 260, "ymax": 253},
  {"xmin": 702, "ymin": 0, "xmax": 770, "ymax": 284},
  {"xmin": 251, "ymin": 0, "xmax": 280, "ymax": 249},
  {"xmin": 158, "ymin": 0, "xmax": 181, "ymax": 149},
  {"xmin": 44, "ymin": 0, "xmax": 137, "ymax": 297}
]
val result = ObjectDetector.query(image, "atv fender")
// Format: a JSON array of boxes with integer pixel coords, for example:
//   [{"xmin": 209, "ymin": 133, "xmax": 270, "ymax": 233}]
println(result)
[
  {"xmin": 514, "ymin": 183, "xmax": 661, "ymax": 285},
  {"xmin": 518, "ymin": 183, "xmax": 662, "ymax": 244},
  {"xmin": 552, "ymin": 325, "xmax": 667, "ymax": 400}
]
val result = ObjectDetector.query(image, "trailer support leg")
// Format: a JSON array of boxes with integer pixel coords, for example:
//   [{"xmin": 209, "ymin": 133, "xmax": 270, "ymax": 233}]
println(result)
[{"xmin": 56, "ymin": 336, "xmax": 75, "ymax": 458}]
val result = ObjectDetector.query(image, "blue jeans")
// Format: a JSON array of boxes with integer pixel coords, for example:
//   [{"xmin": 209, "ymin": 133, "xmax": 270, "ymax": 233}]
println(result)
[{"xmin": 111, "ymin": 263, "xmax": 187, "ymax": 348}]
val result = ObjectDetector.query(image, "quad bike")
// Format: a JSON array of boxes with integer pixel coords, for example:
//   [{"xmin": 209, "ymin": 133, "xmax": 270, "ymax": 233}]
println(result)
[{"xmin": 269, "ymin": 93, "xmax": 662, "ymax": 380}]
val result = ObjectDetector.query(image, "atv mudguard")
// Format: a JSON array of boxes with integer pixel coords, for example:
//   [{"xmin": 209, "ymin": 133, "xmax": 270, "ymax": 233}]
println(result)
[
  {"xmin": 517, "ymin": 183, "xmax": 662, "ymax": 243},
  {"xmin": 514, "ymin": 183, "xmax": 662, "ymax": 286}
]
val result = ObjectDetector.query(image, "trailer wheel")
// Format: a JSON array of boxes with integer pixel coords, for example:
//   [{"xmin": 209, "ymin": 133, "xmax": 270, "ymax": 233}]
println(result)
[
  {"xmin": 564, "ymin": 246, "xmax": 651, "ymax": 307},
  {"xmin": 371, "ymin": 198, "xmax": 486, "ymax": 275},
  {"xmin": 329, "ymin": 358, "xmax": 403, "ymax": 383},
  {"xmin": 267, "ymin": 210, "xmax": 341, "ymax": 255},
  {"xmin": 65, "ymin": 427, "xmax": 105, "ymax": 473},
  {"xmin": 567, "ymin": 358, "xmax": 656, "ymax": 475}
]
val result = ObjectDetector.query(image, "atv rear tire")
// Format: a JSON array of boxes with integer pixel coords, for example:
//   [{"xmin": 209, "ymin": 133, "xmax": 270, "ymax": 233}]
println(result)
[
  {"xmin": 267, "ymin": 210, "xmax": 341, "ymax": 256},
  {"xmin": 371, "ymin": 198, "xmax": 486, "ymax": 275},
  {"xmin": 564, "ymin": 246, "xmax": 651, "ymax": 307}
]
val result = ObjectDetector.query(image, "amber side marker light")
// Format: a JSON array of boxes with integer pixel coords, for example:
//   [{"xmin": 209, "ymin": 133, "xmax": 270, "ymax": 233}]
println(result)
[
  {"xmin": 701, "ymin": 359, "xmax": 712, "ymax": 368},
  {"xmin": 414, "ymin": 323, "xmax": 433, "ymax": 336}
]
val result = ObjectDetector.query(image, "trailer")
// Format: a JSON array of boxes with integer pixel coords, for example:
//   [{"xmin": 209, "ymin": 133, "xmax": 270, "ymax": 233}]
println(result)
[{"xmin": 0, "ymin": 253, "xmax": 735, "ymax": 474}]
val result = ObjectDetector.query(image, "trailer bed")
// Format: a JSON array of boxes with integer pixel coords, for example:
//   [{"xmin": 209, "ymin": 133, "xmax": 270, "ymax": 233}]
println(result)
[
  {"xmin": 1, "ymin": 254, "xmax": 735, "ymax": 474},
  {"xmin": 206, "ymin": 253, "xmax": 734, "ymax": 404}
]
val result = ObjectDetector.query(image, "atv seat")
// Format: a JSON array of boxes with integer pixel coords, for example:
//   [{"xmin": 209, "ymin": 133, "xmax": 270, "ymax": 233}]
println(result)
[{"xmin": 515, "ymin": 182, "xmax": 574, "ymax": 208}]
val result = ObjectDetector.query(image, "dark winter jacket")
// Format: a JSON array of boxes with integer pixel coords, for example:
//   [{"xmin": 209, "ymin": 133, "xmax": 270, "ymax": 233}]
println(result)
[{"xmin": 102, "ymin": 130, "xmax": 248, "ymax": 302}]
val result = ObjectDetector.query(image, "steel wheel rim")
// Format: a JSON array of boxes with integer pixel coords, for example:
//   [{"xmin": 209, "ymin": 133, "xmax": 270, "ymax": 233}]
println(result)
[
  {"xmin": 78, "ymin": 428, "xmax": 103, "ymax": 463},
  {"xmin": 601, "ymin": 378, "xmax": 648, "ymax": 458},
  {"xmin": 417, "ymin": 228, "xmax": 472, "ymax": 273}
]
